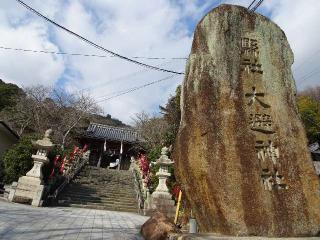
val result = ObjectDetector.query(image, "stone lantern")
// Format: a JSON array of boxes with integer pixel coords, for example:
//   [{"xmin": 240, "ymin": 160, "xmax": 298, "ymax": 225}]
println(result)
[
  {"xmin": 152, "ymin": 147, "xmax": 174, "ymax": 199},
  {"xmin": 150, "ymin": 147, "xmax": 176, "ymax": 218},
  {"xmin": 9, "ymin": 129, "xmax": 54, "ymax": 206},
  {"xmin": 28, "ymin": 129, "xmax": 54, "ymax": 182}
]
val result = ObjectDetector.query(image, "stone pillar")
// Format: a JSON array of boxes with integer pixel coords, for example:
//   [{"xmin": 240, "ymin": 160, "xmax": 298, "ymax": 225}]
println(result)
[
  {"xmin": 118, "ymin": 141, "xmax": 123, "ymax": 170},
  {"xmin": 150, "ymin": 147, "xmax": 176, "ymax": 219},
  {"xmin": 9, "ymin": 129, "xmax": 54, "ymax": 206}
]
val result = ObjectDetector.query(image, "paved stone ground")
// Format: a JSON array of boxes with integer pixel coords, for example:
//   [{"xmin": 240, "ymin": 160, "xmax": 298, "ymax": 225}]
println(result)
[{"xmin": 0, "ymin": 200, "xmax": 148, "ymax": 240}]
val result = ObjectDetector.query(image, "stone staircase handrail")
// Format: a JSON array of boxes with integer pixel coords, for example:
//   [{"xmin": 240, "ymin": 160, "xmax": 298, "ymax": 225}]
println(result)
[
  {"xmin": 49, "ymin": 150, "xmax": 90, "ymax": 200},
  {"xmin": 132, "ymin": 162, "xmax": 145, "ymax": 213}
]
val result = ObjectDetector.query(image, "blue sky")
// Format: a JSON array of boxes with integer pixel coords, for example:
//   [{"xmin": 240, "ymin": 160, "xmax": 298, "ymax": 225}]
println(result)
[{"xmin": 0, "ymin": 0, "xmax": 319, "ymax": 123}]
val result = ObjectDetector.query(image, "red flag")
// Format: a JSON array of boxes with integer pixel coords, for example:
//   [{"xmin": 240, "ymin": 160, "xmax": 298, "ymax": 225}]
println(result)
[
  {"xmin": 83, "ymin": 144, "xmax": 88, "ymax": 152},
  {"xmin": 60, "ymin": 157, "xmax": 66, "ymax": 174},
  {"xmin": 73, "ymin": 146, "xmax": 79, "ymax": 155},
  {"xmin": 49, "ymin": 168, "xmax": 55, "ymax": 179},
  {"xmin": 53, "ymin": 155, "xmax": 60, "ymax": 165}
]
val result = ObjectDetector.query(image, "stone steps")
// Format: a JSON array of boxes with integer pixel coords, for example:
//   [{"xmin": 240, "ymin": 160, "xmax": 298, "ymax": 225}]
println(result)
[
  {"xmin": 60, "ymin": 190, "xmax": 136, "ymax": 197},
  {"xmin": 63, "ymin": 185, "xmax": 135, "ymax": 194},
  {"xmin": 58, "ymin": 197, "xmax": 137, "ymax": 207},
  {"xmin": 57, "ymin": 165, "xmax": 138, "ymax": 213},
  {"xmin": 60, "ymin": 194, "xmax": 136, "ymax": 202},
  {"xmin": 62, "ymin": 203, "xmax": 138, "ymax": 212},
  {"xmin": 59, "ymin": 194, "xmax": 136, "ymax": 203}
]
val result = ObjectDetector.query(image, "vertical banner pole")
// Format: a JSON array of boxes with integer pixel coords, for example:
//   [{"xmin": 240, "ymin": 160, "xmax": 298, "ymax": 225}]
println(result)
[{"xmin": 174, "ymin": 190, "xmax": 182, "ymax": 225}]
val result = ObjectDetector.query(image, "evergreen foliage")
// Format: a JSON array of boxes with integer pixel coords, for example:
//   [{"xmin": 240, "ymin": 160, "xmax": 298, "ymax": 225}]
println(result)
[
  {"xmin": 2, "ymin": 134, "xmax": 39, "ymax": 183},
  {"xmin": 159, "ymin": 85, "xmax": 181, "ymax": 146},
  {"xmin": 297, "ymin": 95, "xmax": 320, "ymax": 143},
  {"xmin": 0, "ymin": 79, "xmax": 22, "ymax": 111}
]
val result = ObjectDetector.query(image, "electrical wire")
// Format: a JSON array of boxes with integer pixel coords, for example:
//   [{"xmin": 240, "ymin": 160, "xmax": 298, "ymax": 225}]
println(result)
[
  {"xmin": 296, "ymin": 69, "xmax": 320, "ymax": 87},
  {"xmin": 252, "ymin": 0, "xmax": 264, "ymax": 12},
  {"xmin": 96, "ymin": 74, "xmax": 179, "ymax": 103},
  {"xmin": 294, "ymin": 49, "xmax": 320, "ymax": 73},
  {"xmin": 248, "ymin": 0, "xmax": 258, "ymax": 10},
  {"xmin": 0, "ymin": 46, "xmax": 188, "ymax": 60},
  {"xmin": 89, "ymin": 60, "xmax": 176, "ymax": 95},
  {"xmin": 15, "ymin": 0, "xmax": 185, "ymax": 75},
  {"xmin": 248, "ymin": 0, "xmax": 264, "ymax": 12}
]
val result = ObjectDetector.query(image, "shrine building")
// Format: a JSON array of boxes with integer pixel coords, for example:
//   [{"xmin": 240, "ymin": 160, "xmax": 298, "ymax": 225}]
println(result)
[{"xmin": 81, "ymin": 123, "xmax": 143, "ymax": 170}]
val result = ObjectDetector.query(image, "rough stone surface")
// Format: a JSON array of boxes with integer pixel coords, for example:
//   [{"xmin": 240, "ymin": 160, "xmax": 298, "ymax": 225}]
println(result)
[
  {"xmin": 168, "ymin": 233, "xmax": 320, "ymax": 240},
  {"xmin": 173, "ymin": 4, "xmax": 320, "ymax": 237},
  {"xmin": 141, "ymin": 212, "xmax": 180, "ymax": 240}
]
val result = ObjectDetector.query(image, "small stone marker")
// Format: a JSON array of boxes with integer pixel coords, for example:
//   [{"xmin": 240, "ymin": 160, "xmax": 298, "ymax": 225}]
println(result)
[{"xmin": 174, "ymin": 4, "xmax": 320, "ymax": 237}]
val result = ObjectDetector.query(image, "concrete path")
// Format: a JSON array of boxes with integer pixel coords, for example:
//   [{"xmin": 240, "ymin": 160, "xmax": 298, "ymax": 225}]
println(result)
[{"xmin": 0, "ymin": 200, "xmax": 148, "ymax": 240}]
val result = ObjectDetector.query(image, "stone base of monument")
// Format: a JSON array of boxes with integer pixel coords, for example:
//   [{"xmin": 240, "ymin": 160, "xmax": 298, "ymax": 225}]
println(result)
[
  {"xmin": 8, "ymin": 176, "xmax": 45, "ymax": 207},
  {"xmin": 141, "ymin": 212, "xmax": 181, "ymax": 240},
  {"xmin": 145, "ymin": 195, "xmax": 176, "ymax": 220},
  {"xmin": 167, "ymin": 233, "xmax": 320, "ymax": 240}
]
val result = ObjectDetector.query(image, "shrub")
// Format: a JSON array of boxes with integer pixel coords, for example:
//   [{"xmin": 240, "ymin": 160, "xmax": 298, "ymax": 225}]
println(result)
[
  {"xmin": 3, "ymin": 134, "xmax": 39, "ymax": 183},
  {"xmin": 0, "ymin": 158, "xmax": 4, "ymax": 183}
]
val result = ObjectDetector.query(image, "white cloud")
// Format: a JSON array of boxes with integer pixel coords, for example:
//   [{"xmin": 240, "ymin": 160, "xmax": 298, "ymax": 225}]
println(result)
[
  {"xmin": 0, "ymin": 0, "xmax": 65, "ymax": 87},
  {"xmin": 0, "ymin": 0, "xmax": 319, "ymax": 124},
  {"xmin": 264, "ymin": 0, "xmax": 320, "ymax": 89},
  {"xmin": 0, "ymin": 22, "xmax": 65, "ymax": 87},
  {"xmin": 51, "ymin": 0, "xmax": 192, "ymax": 123}
]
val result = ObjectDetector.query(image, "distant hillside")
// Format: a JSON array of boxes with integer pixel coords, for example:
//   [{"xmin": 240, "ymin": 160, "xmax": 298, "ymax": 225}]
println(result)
[
  {"xmin": 0, "ymin": 79, "xmax": 23, "ymax": 111},
  {"xmin": 91, "ymin": 114, "xmax": 128, "ymax": 128},
  {"xmin": 0, "ymin": 79, "xmax": 127, "ymax": 136}
]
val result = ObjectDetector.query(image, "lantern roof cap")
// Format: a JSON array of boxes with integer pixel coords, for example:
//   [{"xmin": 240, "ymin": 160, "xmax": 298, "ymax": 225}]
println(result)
[
  {"xmin": 32, "ymin": 129, "xmax": 54, "ymax": 149},
  {"xmin": 156, "ymin": 146, "xmax": 174, "ymax": 165}
]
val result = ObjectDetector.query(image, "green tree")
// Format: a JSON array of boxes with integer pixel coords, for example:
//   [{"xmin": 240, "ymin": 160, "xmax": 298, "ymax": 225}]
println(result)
[
  {"xmin": 159, "ymin": 85, "xmax": 181, "ymax": 146},
  {"xmin": 0, "ymin": 79, "xmax": 22, "ymax": 111},
  {"xmin": 3, "ymin": 134, "xmax": 38, "ymax": 183},
  {"xmin": 297, "ymin": 95, "xmax": 320, "ymax": 143}
]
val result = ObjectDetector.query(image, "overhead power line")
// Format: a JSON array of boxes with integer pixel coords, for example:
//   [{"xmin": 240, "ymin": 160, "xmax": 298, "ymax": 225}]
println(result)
[
  {"xmin": 86, "ymin": 60, "xmax": 176, "ymax": 94},
  {"xmin": 15, "ymin": 0, "xmax": 185, "ymax": 75},
  {"xmin": 248, "ymin": 0, "xmax": 258, "ymax": 10},
  {"xmin": 297, "ymin": 68, "xmax": 320, "ymax": 86},
  {"xmin": 96, "ymin": 74, "xmax": 179, "ymax": 103},
  {"xmin": 248, "ymin": 0, "xmax": 264, "ymax": 12},
  {"xmin": 294, "ymin": 49, "xmax": 320, "ymax": 73},
  {"xmin": 0, "ymin": 46, "xmax": 187, "ymax": 60}
]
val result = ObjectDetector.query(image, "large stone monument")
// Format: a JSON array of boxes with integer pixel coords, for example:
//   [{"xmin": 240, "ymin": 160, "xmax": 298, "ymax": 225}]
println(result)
[
  {"xmin": 173, "ymin": 4, "xmax": 320, "ymax": 237},
  {"xmin": 9, "ymin": 129, "xmax": 54, "ymax": 206}
]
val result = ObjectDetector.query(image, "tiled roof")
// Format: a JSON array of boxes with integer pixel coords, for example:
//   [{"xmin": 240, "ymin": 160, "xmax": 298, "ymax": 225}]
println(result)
[
  {"xmin": 0, "ymin": 120, "xmax": 19, "ymax": 139},
  {"xmin": 84, "ymin": 123, "xmax": 141, "ymax": 143}
]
